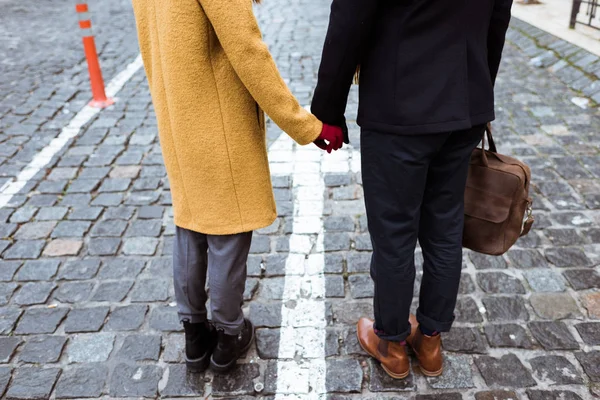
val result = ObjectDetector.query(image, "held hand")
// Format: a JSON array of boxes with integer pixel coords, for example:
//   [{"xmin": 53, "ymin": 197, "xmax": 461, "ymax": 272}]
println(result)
[{"xmin": 314, "ymin": 124, "xmax": 344, "ymax": 153}]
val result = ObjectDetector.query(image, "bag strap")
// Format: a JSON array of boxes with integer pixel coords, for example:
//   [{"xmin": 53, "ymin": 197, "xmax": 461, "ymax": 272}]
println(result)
[{"xmin": 483, "ymin": 123, "xmax": 497, "ymax": 153}]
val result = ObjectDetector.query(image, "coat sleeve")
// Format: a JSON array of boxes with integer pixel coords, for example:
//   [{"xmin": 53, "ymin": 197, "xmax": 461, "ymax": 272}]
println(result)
[
  {"xmin": 197, "ymin": 0, "xmax": 322, "ymax": 146},
  {"xmin": 311, "ymin": 0, "xmax": 379, "ymax": 142},
  {"xmin": 488, "ymin": 0, "xmax": 513, "ymax": 85}
]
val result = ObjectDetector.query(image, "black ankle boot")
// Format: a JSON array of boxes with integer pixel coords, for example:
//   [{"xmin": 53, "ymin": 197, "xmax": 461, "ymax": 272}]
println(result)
[
  {"xmin": 184, "ymin": 321, "xmax": 217, "ymax": 372},
  {"xmin": 210, "ymin": 319, "xmax": 255, "ymax": 373}
]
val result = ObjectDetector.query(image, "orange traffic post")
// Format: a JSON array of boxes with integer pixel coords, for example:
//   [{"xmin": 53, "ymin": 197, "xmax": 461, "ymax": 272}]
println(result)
[{"xmin": 75, "ymin": 1, "xmax": 114, "ymax": 108}]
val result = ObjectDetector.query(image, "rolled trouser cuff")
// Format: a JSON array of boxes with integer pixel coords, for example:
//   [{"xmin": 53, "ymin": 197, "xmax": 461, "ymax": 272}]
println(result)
[
  {"xmin": 416, "ymin": 308, "xmax": 454, "ymax": 333},
  {"xmin": 178, "ymin": 312, "xmax": 208, "ymax": 324},
  {"xmin": 374, "ymin": 322, "xmax": 412, "ymax": 343}
]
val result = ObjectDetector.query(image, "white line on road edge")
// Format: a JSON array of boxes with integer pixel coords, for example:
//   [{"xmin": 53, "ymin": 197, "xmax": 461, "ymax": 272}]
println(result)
[
  {"xmin": 269, "ymin": 132, "xmax": 358, "ymax": 399},
  {"xmin": 270, "ymin": 134, "xmax": 327, "ymax": 399},
  {"xmin": 0, "ymin": 54, "xmax": 144, "ymax": 209}
]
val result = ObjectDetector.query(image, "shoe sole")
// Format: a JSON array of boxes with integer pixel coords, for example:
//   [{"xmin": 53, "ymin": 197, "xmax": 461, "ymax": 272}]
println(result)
[
  {"xmin": 419, "ymin": 365, "xmax": 443, "ymax": 377},
  {"xmin": 210, "ymin": 326, "xmax": 255, "ymax": 373},
  {"xmin": 356, "ymin": 324, "xmax": 410, "ymax": 380},
  {"xmin": 185, "ymin": 353, "xmax": 211, "ymax": 373}
]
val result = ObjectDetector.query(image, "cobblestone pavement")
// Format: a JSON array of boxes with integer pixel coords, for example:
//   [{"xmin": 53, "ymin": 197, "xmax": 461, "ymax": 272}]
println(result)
[{"xmin": 1, "ymin": 0, "xmax": 600, "ymax": 398}]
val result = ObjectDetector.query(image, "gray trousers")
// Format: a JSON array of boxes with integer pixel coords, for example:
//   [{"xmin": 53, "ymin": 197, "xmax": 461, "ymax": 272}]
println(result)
[{"xmin": 173, "ymin": 226, "xmax": 252, "ymax": 335}]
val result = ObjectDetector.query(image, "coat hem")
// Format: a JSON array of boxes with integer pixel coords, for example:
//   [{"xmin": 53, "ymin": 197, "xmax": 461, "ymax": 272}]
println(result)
[
  {"xmin": 357, "ymin": 111, "xmax": 495, "ymax": 135},
  {"xmin": 174, "ymin": 213, "xmax": 277, "ymax": 236}
]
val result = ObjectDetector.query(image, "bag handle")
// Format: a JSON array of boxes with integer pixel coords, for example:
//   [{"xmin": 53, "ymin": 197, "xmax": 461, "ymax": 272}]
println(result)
[{"xmin": 479, "ymin": 123, "xmax": 497, "ymax": 167}]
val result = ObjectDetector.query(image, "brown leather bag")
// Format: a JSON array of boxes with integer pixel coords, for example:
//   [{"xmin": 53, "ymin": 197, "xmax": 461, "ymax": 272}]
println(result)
[{"xmin": 463, "ymin": 126, "xmax": 534, "ymax": 256}]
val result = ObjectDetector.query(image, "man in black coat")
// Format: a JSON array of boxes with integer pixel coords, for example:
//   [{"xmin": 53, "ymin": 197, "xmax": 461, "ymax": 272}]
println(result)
[{"xmin": 312, "ymin": 0, "xmax": 513, "ymax": 379}]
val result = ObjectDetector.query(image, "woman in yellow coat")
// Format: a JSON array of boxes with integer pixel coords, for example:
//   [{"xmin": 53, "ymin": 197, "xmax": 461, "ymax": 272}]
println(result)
[{"xmin": 132, "ymin": 0, "xmax": 343, "ymax": 373}]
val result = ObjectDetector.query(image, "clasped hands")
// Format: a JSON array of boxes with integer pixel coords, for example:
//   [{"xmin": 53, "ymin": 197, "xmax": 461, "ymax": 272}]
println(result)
[{"xmin": 314, "ymin": 124, "xmax": 344, "ymax": 153}]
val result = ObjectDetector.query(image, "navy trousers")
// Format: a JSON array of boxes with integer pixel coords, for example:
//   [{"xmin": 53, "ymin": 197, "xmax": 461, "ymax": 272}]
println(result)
[{"xmin": 361, "ymin": 125, "xmax": 484, "ymax": 342}]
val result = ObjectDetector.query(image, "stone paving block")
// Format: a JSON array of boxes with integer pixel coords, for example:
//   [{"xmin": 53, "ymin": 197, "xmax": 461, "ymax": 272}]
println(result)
[
  {"xmin": 144, "ymin": 256, "xmax": 172, "ymax": 277},
  {"xmin": 526, "ymin": 390, "xmax": 583, "ymax": 400},
  {"xmin": 9, "ymin": 208, "xmax": 38, "ymax": 224},
  {"xmin": 529, "ymin": 321, "xmax": 579, "ymax": 350},
  {"xmin": 68, "ymin": 333, "xmax": 115, "ymax": 363},
  {"xmin": 475, "ymin": 354, "xmax": 536, "ymax": 387},
  {"xmin": 244, "ymin": 278, "xmax": 259, "ymax": 301},
  {"xmin": 0, "ymin": 261, "xmax": 21, "ymax": 281},
  {"xmin": 507, "ymin": 249, "xmax": 548, "ymax": 268},
  {"xmin": 14, "ymin": 221, "xmax": 56, "ymax": 240},
  {"xmin": 137, "ymin": 205, "xmax": 164, "ymax": 219},
  {"xmin": 130, "ymin": 279, "xmax": 170, "ymax": 302},
  {"xmin": 250, "ymin": 302, "xmax": 283, "ymax": 328},
  {"xmin": 110, "ymin": 364, "xmax": 162, "ymax": 397},
  {"xmin": 212, "ymin": 363, "xmax": 260, "ymax": 396},
  {"xmin": 417, "ymin": 395, "xmax": 463, "ymax": 400},
  {"xmin": 325, "ymin": 233, "xmax": 351, "ymax": 252},
  {"xmin": 0, "ymin": 337, "xmax": 21, "ymax": 363},
  {"xmin": 474, "ymin": 390, "xmax": 520, "ymax": 400},
  {"xmin": 161, "ymin": 364, "xmax": 204, "ymax": 396},
  {"xmin": 256, "ymin": 329, "xmax": 280, "ymax": 359},
  {"xmin": 54, "ymin": 281, "xmax": 94, "ymax": 303},
  {"xmin": 581, "ymin": 292, "xmax": 600, "ymax": 319},
  {"xmin": 575, "ymin": 351, "xmax": 600, "ymax": 382},
  {"xmin": 367, "ymin": 359, "xmax": 415, "ymax": 392},
  {"xmin": 530, "ymin": 293, "xmax": 581, "ymax": 319},
  {"xmin": 324, "ymin": 216, "xmax": 355, "ymax": 232},
  {"xmin": 484, "ymin": 324, "xmax": 537, "ymax": 349},
  {"xmin": 443, "ymin": 327, "xmax": 488, "ymax": 354},
  {"xmin": 92, "ymin": 280, "xmax": 134, "ymax": 302},
  {"xmin": 0, "ymin": 367, "xmax": 11, "ymax": 397},
  {"xmin": 117, "ymin": 334, "xmax": 161, "ymax": 361},
  {"xmin": 476, "ymin": 272, "xmax": 525, "ymax": 294},
  {"xmin": 51, "ymin": 221, "xmax": 91, "ymax": 238},
  {"xmin": 149, "ymin": 305, "xmax": 182, "ymax": 332},
  {"xmin": 54, "ymin": 364, "xmax": 108, "ymax": 399},
  {"xmin": 346, "ymin": 253, "xmax": 370, "ymax": 274},
  {"xmin": 15, "ymin": 260, "xmax": 60, "ymax": 281},
  {"xmin": 333, "ymin": 302, "xmax": 373, "ymax": 325},
  {"xmin": 15, "ymin": 307, "xmax": 68, "ymax": 335},
  {"xmin": 103, "ymin": 206, "xmax": 135, "ymax": 220},
  {"xmin": 326, "ymin": 359, "xmax": 363, "ymax": 393},
  {"xmin": 454, "ymin": 297, "xmax": 484, "ymax": 323},
  {"xmin": 125, "ymin": 219, "xmax": 162, "ymax": 237},
  {"xmin": 258, "ymin": 277, "xmax": 285, "ymax": 300},
  {"xmin": 563, "ymin": 269, "xmax": 600, "ymax": 290},
  {"xmin": 5, "ymin": 367, "xmax": 61, "ymax": 400},
  {"xmin": 348, "ymin": 274, "xmax": 373, "ymax": 299},
  {"xmin": 325, "ymin": 275, "xmax": 345, "ymax": 298},
  {"xmin": 19, "ymin": 335, "xmax": 67, "ymax": 363},
  {"xmin": 468, "ymin": 252, "xmax": 505, "ymax": 270},
  {"xmin": 0, "ymin": 223, "xmax": 18, "ymax": 239},
  {"xmin": 458, "ymin": 274, "xmax": 476, "ymax": 294},
  {"xmin": 90, "ymin": 219, "xmax": 128, "ymax": 237},
  {"xmin": 122, "ymin": 237, "xmax": 159, "ymax": 255},
  {"xmin": 325, "ymin": 253, "xmax": 346, "ymax": 273},
  {"xmin": 524, "ymin": 268, "xmax": 566, "ymax": 292},
  {"xmin": 92, "ymin": 193, "xmax": 124, "ymax": 207},
  {"xmin": 87, "ymin": 237, "xmax": 121, "ymax": 256},
  {"xmin": 58, "ymin": 259, "xmax": 101, "ymax": 280},
  {"xmin": 43, "ymin": 239, "xmax": 82, "ymax": 256},
  {"xmin": 427, "ymin": 354, "xmax": 474, "ymax": 389},
  {"xmin": 64, "ymin": 307, "xmax": 109, "ymax": 333},
  {"xmin": 3, "ymin": 240, "xmax": 45, "ymax": 259},
  {"xmin": 105, "ymin": 304, "xmax": 147, "ymax": 331},
  {"xmin": 67, "ymin": 206, "xmax": 103, "ymax": 221},
  {"xmin": 0, "ymin": 308, "xmax": 22, "ymax": 335},
  {"xmin": 98, "ymin": 258, "xmax": 146, "ymax": 279},
  {"xmin": 482, "ymin": 296, "xmax": 529, "ymax": 321},
  {"xmin": 529, "ymin": 355, "xmax": 583, "ymax": 385},
  {"xmin": 0, "ymin": 282, "xmax": 17, "ymax": 305},
  {"xmin": 575, "ymin": 322, "xmax": 600, "ymax": 345}
]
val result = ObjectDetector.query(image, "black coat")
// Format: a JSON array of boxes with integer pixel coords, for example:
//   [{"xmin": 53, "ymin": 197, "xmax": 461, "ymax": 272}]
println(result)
[{"xmin": 311, "ymin": 0, "xmax": 513, "ymax": 137}]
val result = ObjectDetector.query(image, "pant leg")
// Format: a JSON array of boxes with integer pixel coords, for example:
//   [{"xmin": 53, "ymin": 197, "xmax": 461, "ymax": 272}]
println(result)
[
  {"xmin": 207, "ymin": 231, "xmax": 253, "ymax": 335},
  {"xmin": 361, "ymin": 129, "xmax": 449, "ymax": 342},
  {"xmin": 417, "ymin": 125, "xmax": 484, "ymax": 332},
  {"xmin": 173, "ymin": 226, "xmax": 209, "ymax": 323}
]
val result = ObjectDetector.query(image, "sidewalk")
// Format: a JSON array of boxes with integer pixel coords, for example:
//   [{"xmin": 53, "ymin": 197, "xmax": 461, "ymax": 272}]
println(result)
[
  {"xmin": 0, "ymin": 1, "xmax": 600, "ymax": 399},
  {"xmin": 512, "ymin": 0, "xmax": 600, "ymax": 56}
]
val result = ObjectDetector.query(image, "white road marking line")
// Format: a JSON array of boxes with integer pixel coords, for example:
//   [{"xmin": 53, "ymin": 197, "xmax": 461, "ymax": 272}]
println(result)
[
  {"xmin": 0, "ymin": 54, "xmax": 144, "ymax": 209},
  {"xmin": 269, "ymin": 133, "xmax": 357, "ymax": 399}
]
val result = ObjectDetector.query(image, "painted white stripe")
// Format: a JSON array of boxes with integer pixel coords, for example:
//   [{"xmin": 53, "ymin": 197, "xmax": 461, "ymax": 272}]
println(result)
[
  {"xmin": 0, "ymin": 54, "xmax": 144, "ymax": 209},
  {"xmin": 268, "ymin": 132, "xmax": 357, "ymax": 399}
]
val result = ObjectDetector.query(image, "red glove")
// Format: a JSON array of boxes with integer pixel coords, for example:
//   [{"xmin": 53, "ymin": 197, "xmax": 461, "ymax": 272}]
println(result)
[{"xmin": 314, "ymin": 124, "xmax": 343, "ymax": 153}]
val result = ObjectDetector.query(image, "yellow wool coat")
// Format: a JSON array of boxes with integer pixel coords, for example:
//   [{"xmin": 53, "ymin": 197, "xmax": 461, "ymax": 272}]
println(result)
[{"xmin": 132, "ymin": 0, "xmax": 322, "ymax": 235}]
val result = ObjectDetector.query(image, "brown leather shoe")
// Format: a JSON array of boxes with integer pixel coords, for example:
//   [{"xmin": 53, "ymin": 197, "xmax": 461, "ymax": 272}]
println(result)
[
  {"xmin": 406, "ymin": 317, "xmax": 443, "ymax": 377},
  {"xmin": 357, "ymin": 318, "xmax": 410, "ymax": 379}
]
